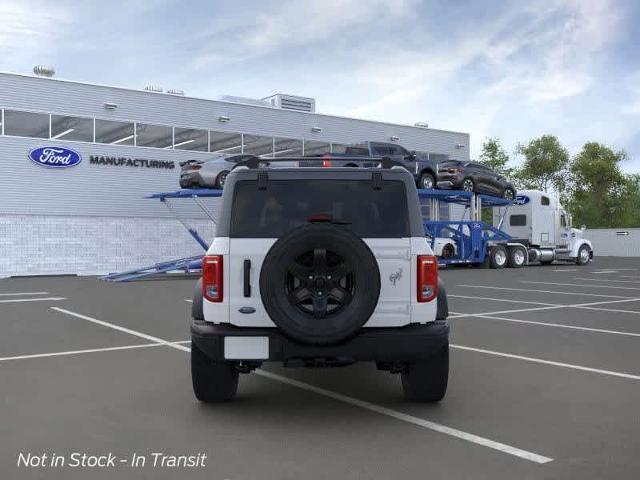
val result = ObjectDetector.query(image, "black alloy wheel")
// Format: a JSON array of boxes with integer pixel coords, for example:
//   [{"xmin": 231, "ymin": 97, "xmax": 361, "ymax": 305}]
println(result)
[
  {"xmin": 503, "ymin": 187, "xmax": 515, "ymax": 200},
  {"xmin": 462, "ymin": 178, "xmax": 475, "ymax": 192},
  {"xmin": 286, "ymin": 248, "xmax": 354, "ymax": 318}
]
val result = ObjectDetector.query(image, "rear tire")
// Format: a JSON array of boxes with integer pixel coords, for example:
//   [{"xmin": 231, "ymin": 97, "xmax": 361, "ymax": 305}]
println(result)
[
  {"xmin": 507, "ymin": 246, "xmax": 526, "ymax": 268},
  {"xmin": 191, "ymin": 342, "xmax": 239, "ymax": 403},
  {"xmin": 462, "ymin": 178, "xmax": 475, "ymax": 192},
  {"xmin": 419, "ymin": 172, "xmax": 436, "ymax": 190},
  {"xmin": 489, "ymin": 245, "xmax": 507, "ymax": 269},
  {"xmin": 216, "ymin": 170, "xmax": 229, "ymax": 189},
  {"xmin": 401, "ymin": 343, "xmax": 449, "ymax": 402},
  {"xmin": 503, "ymin": 187, "xmax": 515, "ymax": 200}
]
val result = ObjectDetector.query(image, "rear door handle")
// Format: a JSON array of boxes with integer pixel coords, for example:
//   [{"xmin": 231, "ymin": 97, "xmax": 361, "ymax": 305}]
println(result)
[{"xmin": 243, "ymin": 259, "xmax": 251, "ymax": 297}]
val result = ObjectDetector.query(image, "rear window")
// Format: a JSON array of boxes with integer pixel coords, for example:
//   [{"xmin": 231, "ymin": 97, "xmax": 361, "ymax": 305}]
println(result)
[
  {"xmin": 344, "ymin": 147, "xmax": 369, "ymax": 156},
  {"xmin": 230, "ymin": 180, "xmax": 409, "ymax": 238}
]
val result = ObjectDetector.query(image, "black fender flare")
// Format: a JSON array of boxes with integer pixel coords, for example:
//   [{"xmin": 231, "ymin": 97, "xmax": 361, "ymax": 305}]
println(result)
[
  {"xmin": 192, "ymin": 278, "xmax": 204, "ymax": 320},
  {"xmin": 436, "ymin": 279, "xmax": 448, "ymax": 320}
]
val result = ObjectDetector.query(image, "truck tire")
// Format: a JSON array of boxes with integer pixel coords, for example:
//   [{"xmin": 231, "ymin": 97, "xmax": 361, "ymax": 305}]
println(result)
[
  {"xmin": 260, "ymin": 224, "xmax": 381, "ymax": 346},
  {"xmin": 419, "ymin": 172, "xmax": 435, "ymax": 190},
  {"xmin": 489, "ymin": 245, "xmax": 507, "ymax": 269},
  {"xmin": 191, "ymin": 342, "xmax": 239, "ymax": 403},
  {"xmin": 576, "ymin": 244, "xmax": 591, "ymax": 265},
  {"xmin": 507, "ymin": 246, "xmax": 526, "ymax": 268},
  {"xmin": 401, "ymin": 342, "xmax": 449, "ymax": 402}
]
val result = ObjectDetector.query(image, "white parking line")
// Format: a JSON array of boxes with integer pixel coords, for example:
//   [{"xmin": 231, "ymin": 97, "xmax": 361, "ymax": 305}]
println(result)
[
  {"xmin": 573, "ymin": 277, "xmax": 640, "ymax": 284},
  {"xmin": 256, "ymin": 369, "xmax": 553, "ymax": 464},
  {"xmin": 450, "ymin": 297, "xmax": 640, "ymax": 318},
  {"xmin": 578, "ymin": 306, "xmax": 640, "ymax": 315},
  {"xmin": 552, "ymin": 269, "xmax": 576, "ymax": 272},
  {"xmin": 51, "ymin": 307, "xmax": 191, "ymax": 352},
  {"xmin": 451, "ymin": 344, "xmax": 640, "ymax": 381},
  {"xmin": 456, "ymin": 284, "xmax": 631, "ymax": 299},
  {"xmin": 0, "ymin": 297, "xmax": 67, "ymax": 304},
  {"xmin": 184, "ymin": 299, "xmax": 193, "ymax": 303},
  {"xmin": 450, "ymin": 312, "xmax": 640, "ymax": 338},
  {"xmin": 50, "ymin": 307, "xmax": 553, "ymax": 464},
  {"xmin": 448, "ymin": 295, "xmax": 557, "ymax": 306},
  {"xmin": 522, "ymin": 281, "xmax": 640, "ymax": 292},
  {"xmin": 0, "ymin": 291, "xmax": 49, "ymax": 296},
  {"xmin": 0, "ymin": 341, "xmax": 191, "ymax": 362}
]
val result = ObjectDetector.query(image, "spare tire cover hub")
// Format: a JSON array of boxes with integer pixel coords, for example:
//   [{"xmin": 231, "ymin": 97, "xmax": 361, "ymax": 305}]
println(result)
[{"xmin": 259, "ymin": 224, "xmax": 381, "ymax": 345}]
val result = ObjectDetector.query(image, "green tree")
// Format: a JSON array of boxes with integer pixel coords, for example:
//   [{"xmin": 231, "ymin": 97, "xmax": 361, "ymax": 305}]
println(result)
[
  {"xmin": 478, "ymin": 137, "xmax": 512, "ymax": 176},
  {"xmin": 568, "ymin": 143, "xmax": 640, "ymax": 227},
  {"xmin": 514, "ymin": 135, "xmax": 570, "ymax": 194}
]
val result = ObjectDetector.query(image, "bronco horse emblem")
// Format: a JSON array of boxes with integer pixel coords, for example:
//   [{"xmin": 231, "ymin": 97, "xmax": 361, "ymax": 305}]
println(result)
[{"xmin": 389, "ymin": 268, "xmax": 403, "ymax": 286}]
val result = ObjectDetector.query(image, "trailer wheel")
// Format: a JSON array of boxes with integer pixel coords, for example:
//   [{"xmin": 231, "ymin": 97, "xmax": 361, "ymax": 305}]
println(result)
[
  {"xmin": 489, "ymin": 246, "xmax": 507, "ymax": 269},
  {"xmin": 507, "ymin": 246, "xmax": 526, "ymax": 268}
]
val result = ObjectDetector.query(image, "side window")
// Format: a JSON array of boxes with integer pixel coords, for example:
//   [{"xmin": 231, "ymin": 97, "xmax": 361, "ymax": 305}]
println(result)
[
  {"xmin": 560, "ymin": 214, "xmax": 567, "ymax": 228},
  {"xmin": 388, "ymin": 145, "xmax": 409, "ymax": 156},
  {"xmin": 541, "ymin": 196, "xmax": 550, "ymax": 206},
  {"xmin": 510, "ymin": 214, "xmax": 527, "ymax": 226},
  {"xmin": 372, "ymin": 144, "xmax": 390, "ymax": 156}
]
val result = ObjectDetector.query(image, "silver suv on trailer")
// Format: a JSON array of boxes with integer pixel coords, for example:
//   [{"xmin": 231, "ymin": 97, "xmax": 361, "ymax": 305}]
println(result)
[{"xmin": 190, "ymin": 158, "xmax": 450, "ymax": 402}]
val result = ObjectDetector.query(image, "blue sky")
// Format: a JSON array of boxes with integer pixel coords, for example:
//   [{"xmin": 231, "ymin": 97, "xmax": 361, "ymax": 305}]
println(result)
[{"xmin": 2, "ymin": 0, "xmax": 639, "ymax": 171}]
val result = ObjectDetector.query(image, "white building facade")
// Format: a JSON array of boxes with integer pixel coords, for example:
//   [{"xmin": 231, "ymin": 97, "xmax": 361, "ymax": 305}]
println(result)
[{"xmin": 0, "ymin": 72, "xmax": 470, "ymax": 277}]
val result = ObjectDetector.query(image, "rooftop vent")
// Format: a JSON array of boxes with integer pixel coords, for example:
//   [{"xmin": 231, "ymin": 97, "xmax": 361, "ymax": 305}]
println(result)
[
  {"xmin": 263, "ymin": 94, "xmax": 316, "ymax": 113},
  {"xmin": 414, "ymin": 122, "xmax": 429, "ymax": 128},
  {"xmin": 33, "ymin": 65, "xmax": 55, "ymax": 77},
  {"xmin": 219, "ymin": 95, "xmax": 271, "ymax": 107},
  {"xmin": 144, "ymin": 85, "xmax": 163, "ymax": 93},
  {"xmin": 167, "ymin": 89, "xmax": 184, "ymax": 96}
]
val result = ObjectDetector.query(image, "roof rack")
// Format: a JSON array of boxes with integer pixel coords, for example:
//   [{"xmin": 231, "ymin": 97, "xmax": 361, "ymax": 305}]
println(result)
[{"xmin": 232, "ymin": 155, "xmax": 406, "ymax": 170}]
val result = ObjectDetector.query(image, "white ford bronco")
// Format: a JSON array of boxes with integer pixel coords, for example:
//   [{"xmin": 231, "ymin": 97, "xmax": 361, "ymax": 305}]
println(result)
[{"xmin": 191, "ymin": 158, "xmax": 450, "ymax": 402}]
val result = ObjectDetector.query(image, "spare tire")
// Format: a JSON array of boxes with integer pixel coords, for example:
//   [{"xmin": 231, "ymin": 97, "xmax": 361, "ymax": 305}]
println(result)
[{"xmin": 259, "ymin": 223, "xmax": 381, "ymax": 345}]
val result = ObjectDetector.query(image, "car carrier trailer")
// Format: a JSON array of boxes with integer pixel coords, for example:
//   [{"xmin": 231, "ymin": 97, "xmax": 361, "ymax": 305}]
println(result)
[{"xmin": 420, "ymin": 188, "xmax": 594, "ymax": 268}]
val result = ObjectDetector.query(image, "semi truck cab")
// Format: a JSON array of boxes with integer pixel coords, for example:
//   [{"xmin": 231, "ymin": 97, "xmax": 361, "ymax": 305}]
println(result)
[{"xmin": 494, "ymin": 190, "xmax": 593, "ymax": 265}]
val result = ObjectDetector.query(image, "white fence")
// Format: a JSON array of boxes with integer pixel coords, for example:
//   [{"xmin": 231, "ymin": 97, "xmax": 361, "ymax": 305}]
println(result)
[{"xmin": 583, "ymin": 228, "xmax": 640, "ymax": 257}]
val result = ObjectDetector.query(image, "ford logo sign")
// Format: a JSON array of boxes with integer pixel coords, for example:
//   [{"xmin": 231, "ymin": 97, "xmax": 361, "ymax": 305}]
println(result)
[
  {"xmin": 514, "ymin": 195, "xmax": 530, "ymax": 205},
  {"xmin": 28, "ymin": 146, "xmax": 82, "ymax": 168}
]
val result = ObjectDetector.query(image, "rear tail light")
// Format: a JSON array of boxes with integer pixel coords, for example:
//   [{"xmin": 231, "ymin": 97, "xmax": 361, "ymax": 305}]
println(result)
[
  {"xmin": 191, "ymin": 164, "xmax": 202, "ymax": 170},
  {"xmin": 202, "ymin": 255, "xmax": 223, "ymax": 302},
  {"xmin": 417, "ymin": 255, "xmax": 438, "ymax": 302},
  {"xmin": 322, "ymin": 153, "xmax": 332, "ymax": 168}
]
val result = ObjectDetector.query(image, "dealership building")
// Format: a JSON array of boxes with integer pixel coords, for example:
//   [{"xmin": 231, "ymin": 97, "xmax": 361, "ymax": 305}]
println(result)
[{"xmin": 0, "ymin": 70, "xmax": 470, "ymax": 277}]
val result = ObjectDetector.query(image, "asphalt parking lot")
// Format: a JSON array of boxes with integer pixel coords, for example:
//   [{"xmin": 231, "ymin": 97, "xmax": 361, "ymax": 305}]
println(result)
[{"xmin": 1, "ymin": 257, "xmax": 640, "ymax": 479}]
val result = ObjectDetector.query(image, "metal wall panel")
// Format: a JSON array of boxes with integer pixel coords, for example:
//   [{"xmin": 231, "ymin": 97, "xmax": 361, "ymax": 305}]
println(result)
[{"xmin": 583, "ymin": 228, "xmax": 640, "ymax": 257}]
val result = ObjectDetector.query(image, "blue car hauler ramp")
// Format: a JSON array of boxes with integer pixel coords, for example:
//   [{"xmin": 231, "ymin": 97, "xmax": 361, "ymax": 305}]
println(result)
[
  {"xmin": 418, "ymin": 189, "xmax": 513, "ymax": 266},
  {"xmin": 101, "ymin": 189, "xmax": 222, "ymax": 282}
]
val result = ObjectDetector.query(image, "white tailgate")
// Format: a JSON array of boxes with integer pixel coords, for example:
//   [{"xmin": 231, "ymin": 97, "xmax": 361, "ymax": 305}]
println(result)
[{"xmin": 228, "ymin": 238, "xmax": 278, "ymax": 327}]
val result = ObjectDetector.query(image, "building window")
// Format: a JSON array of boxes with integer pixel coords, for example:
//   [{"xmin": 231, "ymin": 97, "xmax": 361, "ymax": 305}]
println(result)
[
  {"xmin": 510, "ymin": 214, "xmax": 527, "ymax": 226},
  {"xmin": 243, "ymin": 134, "xmax": 274, "ymax": 157},
  {"xmin": 3, "ymin": 110, "xmax": 50, "ymax": 138},
  {"xmin": 303, "ymin": 140, "xmax": 330, "ymax": 156},
  {"xmin": 273, "ymin": 137, "xmax": 303, "ymax": 157},
  {"xmin": 95, "ymin": 119, "xmax": 135, "ymax": 145},
  {"xmin": 173, "ymin": 127, "xmax": 208, "ymax": 151},
  {"xmin": 209, "ymin": 131, "xmax": 242, "ymax": 155},
  {"xmin": 136, "ymin": 123, "xmax": 173, "ymax": 149},
  {"xmin": 51, "ymin": 115, "xmax": 94, "ymax": 142}
]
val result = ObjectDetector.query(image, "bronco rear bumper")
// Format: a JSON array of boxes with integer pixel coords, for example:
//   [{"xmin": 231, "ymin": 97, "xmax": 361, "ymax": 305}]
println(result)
[{"xmin": 191, "ymin": 320, "xmax": 449, "ymax": 364}]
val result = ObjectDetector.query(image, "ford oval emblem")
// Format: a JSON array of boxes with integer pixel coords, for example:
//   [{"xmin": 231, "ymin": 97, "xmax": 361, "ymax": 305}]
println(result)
[
  {"xmin": 514, "ymin": 195, "xmax": 530, "ymax": 205},
  {"xmin": 28, "ymin": 146, "xmax": 82, "ymax": 168}
]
